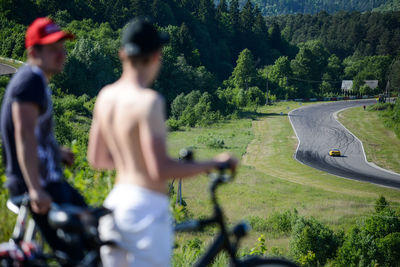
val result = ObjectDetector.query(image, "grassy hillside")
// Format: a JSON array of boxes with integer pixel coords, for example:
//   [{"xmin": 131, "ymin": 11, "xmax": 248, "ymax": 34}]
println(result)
[
  {"xmin": 338, "ymin": 105, "xmax": 400, "ymax": 174},
  {"xmin": 1, "ymin": 100, "xmax": 399, "ymax": 263},
  {"xmin": 170, "ymin": 102, "xmax": 400, "ymax": 252}
]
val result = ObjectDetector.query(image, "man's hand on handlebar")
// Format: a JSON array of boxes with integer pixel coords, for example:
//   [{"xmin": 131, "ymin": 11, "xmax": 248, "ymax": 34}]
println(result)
[
  {"xmin": 60, "ymin": 146, "xmax": 75, "ymax": 166},
  {"xmin": 29, "ymin": 188, "xmax": 52, "ymax": 214},
  {"xmin": 214, "ymin": 152, "xmax": 238, "ymax": 174}
]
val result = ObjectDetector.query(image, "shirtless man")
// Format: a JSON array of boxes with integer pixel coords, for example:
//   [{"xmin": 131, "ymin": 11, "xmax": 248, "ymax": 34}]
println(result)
[{"xmin": 87, "ymin": 18, "xmax": 237, "ymax": 267}]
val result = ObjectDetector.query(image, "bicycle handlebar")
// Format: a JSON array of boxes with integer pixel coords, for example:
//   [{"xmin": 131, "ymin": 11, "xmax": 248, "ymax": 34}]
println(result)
[
  {"xmin": 8, "ymin": 194, "xmax": 30, "ymax": 207},
  {"xmin": 179, "ymin": 147, "xmax": 235, "ymax": 176},
  {"xmin": 179, "ymin": 148, "xmax": 193, "ymax": 162},
  {"xmin": 174, "ymin": 218, "xmax": 217, "ymax": 232}
]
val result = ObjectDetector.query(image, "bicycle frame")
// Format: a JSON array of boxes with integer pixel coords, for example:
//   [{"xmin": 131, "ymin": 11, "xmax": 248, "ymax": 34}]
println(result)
[
  {"xmin": 174, "ymin": 166, "xmax": 299, "ymax": 267},
  {"xmin": 175, "ymin": 172, "xmax": 251, "ymax": 267},
  {"xmin": 6, "ymin": 194, "xmax": 111, "ymax": 267},
  {"xmin": 7, "ymin": 194, "xmax": 38, "ymax": 245}
]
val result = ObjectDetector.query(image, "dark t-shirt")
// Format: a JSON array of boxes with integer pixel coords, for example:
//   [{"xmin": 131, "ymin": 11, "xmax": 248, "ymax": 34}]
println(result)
[{"xmin": 1, "ymin": 64, "xmax": 63, "ymax": 195}]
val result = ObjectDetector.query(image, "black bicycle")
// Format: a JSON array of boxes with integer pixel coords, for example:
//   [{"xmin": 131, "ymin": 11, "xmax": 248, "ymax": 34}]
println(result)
[
  {"xmin": 2, "ymin": 194, "xmax": 111, "ymax": 266},
  {"xmin": 174, "ymin": 150, "xmax": 299, "ymax": 267}
]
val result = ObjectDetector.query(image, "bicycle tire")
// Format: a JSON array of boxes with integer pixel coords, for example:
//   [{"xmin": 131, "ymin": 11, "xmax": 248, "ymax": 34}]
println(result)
[{"xmin": 237, "ymin": 256, "xmax": 299, "ymax": 267}]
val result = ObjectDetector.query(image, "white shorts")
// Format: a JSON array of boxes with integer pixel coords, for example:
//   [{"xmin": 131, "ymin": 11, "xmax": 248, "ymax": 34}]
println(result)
[{"xmin": 99, "ymin": 184, "xmax": 173, "ymax": 267}]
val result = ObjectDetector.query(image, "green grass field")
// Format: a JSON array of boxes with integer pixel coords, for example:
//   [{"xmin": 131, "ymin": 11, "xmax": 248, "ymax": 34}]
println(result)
[
  {"xmin": 337, "ymin": 106, "xmax": 400, "ymax": 174},
  {"xmin": 170, "ymin": 102, "xmax": 400, "ymax": 252}
]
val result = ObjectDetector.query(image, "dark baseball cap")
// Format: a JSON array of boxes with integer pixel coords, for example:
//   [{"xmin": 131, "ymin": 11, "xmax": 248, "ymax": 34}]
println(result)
[
  {"xmin": 25, "ymin": 17, "xmax": 74, "ymax": 48},
  {"xmin": 122, "ymin": 17, "xmax": 169, "ymax": 56}
]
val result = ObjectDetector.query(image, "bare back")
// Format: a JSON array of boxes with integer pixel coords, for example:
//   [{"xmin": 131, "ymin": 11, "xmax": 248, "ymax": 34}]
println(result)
[{"xmin": 93, "ymin": 80, "xmax": 167, "ymax": 193}]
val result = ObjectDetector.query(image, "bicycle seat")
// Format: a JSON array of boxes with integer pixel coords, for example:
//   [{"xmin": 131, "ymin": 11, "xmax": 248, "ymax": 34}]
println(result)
[
  {"xmin": 48, "ymin": 205, "xmax": 111, "ymax": 232},
  {"xmin": 48, "ymin": 205, "xmax": 84, "ymax": 232}
]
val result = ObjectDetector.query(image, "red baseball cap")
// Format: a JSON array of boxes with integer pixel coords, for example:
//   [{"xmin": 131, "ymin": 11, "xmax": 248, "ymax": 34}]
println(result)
[{"xmin": 25, "ymin": 17, "xmax": 74, "ymax": 48}]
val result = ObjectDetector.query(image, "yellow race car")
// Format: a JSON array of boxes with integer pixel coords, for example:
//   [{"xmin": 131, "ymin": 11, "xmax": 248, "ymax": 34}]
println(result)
[{"xmin": 329, "ymin": 149, "xmax": 341, "ymax": 157}]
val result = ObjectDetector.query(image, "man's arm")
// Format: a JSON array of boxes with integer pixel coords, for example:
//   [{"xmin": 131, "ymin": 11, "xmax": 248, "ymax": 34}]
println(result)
[
  {"xmin": 87, "ymin": 109, "xmax": 115, "ymax": 170},
  {"xmin": 140, "ymin": 95, "xmax": 236, "ymax": 181},
  {"xmin": 12, "ymin": 102, "xmax": 51, "ymax": 214}
]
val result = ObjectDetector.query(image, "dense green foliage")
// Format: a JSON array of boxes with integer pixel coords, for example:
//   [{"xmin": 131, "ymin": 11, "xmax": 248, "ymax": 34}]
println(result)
[
  {"xmin": 290, "ymin": 216, "xmax": 343, "ymax": 266},
  {"xmin": 248, "ymin": 0, "xmax": 390, "ymax": 16},
  {"xmin": 266, "ymin": 10, "xmax": 400, "ymax": 96},
  {"xmin": 247, "ymin": 209, "xmax": 298, "ymax": 235},
  {"xmin": 373, "ymin": 0, "xmax": 400, "ymax": 11},
  {"xmin": 1, "ymin": 1, "xmax": 399, "ymax": 111},
  {"xmin": 269, "ymin": 11, "xmax": 400, "ymax": 59},
  {"xmin": 174, "ymin": 197, "xmax": 400, "ymax": 266},
  {"xmin": 334, "ymin": 197, "xmax": 400, "ymax": 267}
]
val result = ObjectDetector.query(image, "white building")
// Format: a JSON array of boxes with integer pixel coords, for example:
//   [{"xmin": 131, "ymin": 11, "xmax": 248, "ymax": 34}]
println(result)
[{"xmin": 341, "ymin": 80, "xmax": 378, "ymax": 92}]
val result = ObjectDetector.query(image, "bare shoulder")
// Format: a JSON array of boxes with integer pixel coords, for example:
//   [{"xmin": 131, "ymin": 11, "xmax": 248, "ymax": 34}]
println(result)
[
  {"xmin": 96, "ymin": 85, "xmax": 114, "ymax": 103},
  {"xmin": 93, "ymin": 85, "xmax": 117, "ymax": 110},
  {"xmin": 141, "ymin": 89, "xmax": 165, "ymax": 111}
]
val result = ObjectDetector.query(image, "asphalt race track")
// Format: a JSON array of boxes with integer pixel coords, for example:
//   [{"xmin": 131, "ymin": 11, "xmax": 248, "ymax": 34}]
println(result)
[
  {"xmin": 289, "ymin": 99, "xmax": 400, "ymax": 189},
  {"xmin": 0, "ymin": 63, "xmax": 17, "ymax": 76}
]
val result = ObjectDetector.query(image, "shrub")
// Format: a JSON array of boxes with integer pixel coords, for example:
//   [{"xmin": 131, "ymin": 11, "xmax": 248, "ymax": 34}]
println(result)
[
  {"xmin": 268, "ymin": 209, "xmax": 298, "ymax": 235},
  {"xmin": 359, "ymin": 84, "xmax": 374, "ymax": 96},
  {"xmin": 335, "ymin": 226, "xmax": 379, "ymax": 267},
  {"xmin": 197, "ymin": 134, "xmax": 225, "ymax": 149},
  {"xmin": 173, "ymin": 238, "xmax": 204, "ymax": 266},
  {"xmin": 179, "ymin": 107, "xmax": 197, "ymax": 127},
  {"xmin": 247, "ymin": 86, "xmax": 266, "ymax": 106},
  {"xmin": 298, "ymin": 250, "xmax": 316, "ymax": 266},
  {"xmin": 367, "ymin": 103, "xmax": 393, "ymax": 111},
  {"xmin": 364, "ymin": 208, "xmax": 400, "ymax": 239},
  {"xmin": 184, "ymin": 237, "xmax": 203, "ymax": 252},
  {"xmin": 377, "ymin": 232, "xmax": 400, "ymax": 266},
  {"xmin": 170, "ymin": 200, "xmax": 190, "ymax": 223},
  {"xmin": 167, "ymin": 118, "xmax": 181, "ymax": 131},
  {"xmin": 247, "ymin": 210, "xmax": 298, "ymax": 236},
  {"xmin": 335, "ymin": 197, "xmax": 400, "ymax": 266},
  {"xmin": 290, "ymin": 216, "xmax": 343, "ymax": 266},
  {"xmin": 170, "ymin": 93, "xmax": 186, "ymax": 119},
  {"xmin": 375, "ymin": 195, "xmax": 389, "ymax": 213},
  {"xmin": 170, "ymin": 91, "xmax": 223, "ymax": 128},
  {"xmin": 247, "ymin": 216, "xmax": 270, "ymax": 232},
  {"xmin": 250, "ymin": 234, "xmax": 268, "ymax": 256}
]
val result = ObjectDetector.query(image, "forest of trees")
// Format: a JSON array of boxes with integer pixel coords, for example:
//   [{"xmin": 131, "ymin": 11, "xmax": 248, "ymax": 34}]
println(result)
[
  {"xmin": 268, "ymin": 11, "xmax": 400, "ymax": 58},
  {"xmin": 249, "ymin": 0, "xmax": 390, "ymax": 16},
  {"xmin": 373, "ymin": 0, "xmax": 400, "ymax": 11},
  {"xmin": 1, "ymin": 1, "xmax": 400, "ymax": 129},
  {"xmin": 0, "ymin": 0, "xmax": 399, "ymax": 137}
]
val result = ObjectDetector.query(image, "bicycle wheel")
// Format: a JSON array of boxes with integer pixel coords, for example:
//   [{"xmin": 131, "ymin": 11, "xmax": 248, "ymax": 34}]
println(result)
[{"xmin": 238, "ymin": 256, "xmax": 299, "ymax": 267}]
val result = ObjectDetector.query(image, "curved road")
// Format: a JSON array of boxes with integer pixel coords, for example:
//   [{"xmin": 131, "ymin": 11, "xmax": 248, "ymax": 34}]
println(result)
[
  {"xmin": 0, "ymin": 63, "xmax": 17, "ymax": 76},
  {"xmin": 289, "ymin": 99, "xmax": 400, "ymax": 189}
]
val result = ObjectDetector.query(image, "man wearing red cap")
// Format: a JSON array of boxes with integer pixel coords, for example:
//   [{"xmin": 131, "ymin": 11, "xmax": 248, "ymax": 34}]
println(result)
[{"xmin": 1, "ymin": 17, "xmax": 86, "ymax": 261}]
